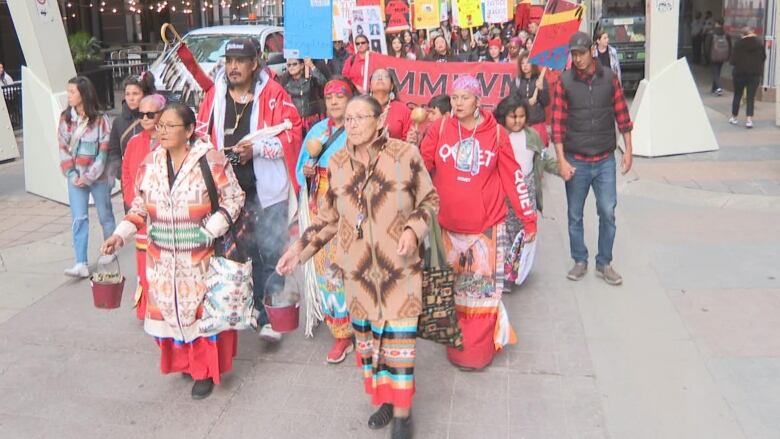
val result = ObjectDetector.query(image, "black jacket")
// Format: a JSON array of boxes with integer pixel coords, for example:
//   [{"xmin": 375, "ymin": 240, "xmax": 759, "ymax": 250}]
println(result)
[
  {"xmin": 278, "ymin": 68, "xmax": 327, "ymax": 118},
  {"xmin": 510, "ymin": 74, "xmax": 550, "ymax": 125},
  {"xmin": 731, "ymin": 35, "xmax": 766, "ymax": 76},
  {"xmin": 329, "ymin": 48, "xmax": 349, "ymax": 77},
  {"xmin": 108, "ymin": 101, "xmax": 142, "ymax": 180}
]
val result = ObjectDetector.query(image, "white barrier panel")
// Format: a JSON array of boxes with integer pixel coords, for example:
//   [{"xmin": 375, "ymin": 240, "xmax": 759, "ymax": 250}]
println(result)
[
  {"xmin": 0, "ymin": 91, "xmax": 20, "ymax": 162},
  {"xmin": 628, "ymin": 0, "xmax": 718, "ymax": 157},
  {"xmin": 8, "ymin": 0, "xmax": 76, "ymax": 203}
]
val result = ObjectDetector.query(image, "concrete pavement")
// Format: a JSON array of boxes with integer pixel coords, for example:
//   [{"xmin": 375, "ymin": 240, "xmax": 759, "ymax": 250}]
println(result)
[{"xmin": 0, "ymin": 80, "xmax": 779, "ymax": 438}]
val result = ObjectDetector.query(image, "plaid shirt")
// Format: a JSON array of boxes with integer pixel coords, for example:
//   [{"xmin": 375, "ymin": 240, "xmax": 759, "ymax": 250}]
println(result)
[{"xmin": 551, "ymin": 63, "xmax": 633, "ymax": 149}]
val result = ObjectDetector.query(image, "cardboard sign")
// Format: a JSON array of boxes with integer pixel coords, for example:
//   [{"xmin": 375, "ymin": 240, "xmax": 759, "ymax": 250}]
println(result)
[
  {"xmin": 413, "ymin": 0, "xmax": 441, "ymax": 30},
  {"xmin": 353, "ymin": 5, "xmax": 388, "ymax": 54},
  {"xmin": 333, "ymin": 0, "xmax": 355, "ymax": 42},
  {"xmin": 483, "ymin": 0, "xmax": 511, "ymax": 24},
  {"xmin": 456, "ymin": 0, "xmax": 484, "ymax": 28},
  {"xmin": 385, "ymin": 0, "xmax": 411, "ymax": 33},
  {"xmin": 284, "ymin": 0, "xmax": 334, "ymax": 59},
  {"xmin": 368, "ymin": 53, "xmax": 516, "ymax": 108}
]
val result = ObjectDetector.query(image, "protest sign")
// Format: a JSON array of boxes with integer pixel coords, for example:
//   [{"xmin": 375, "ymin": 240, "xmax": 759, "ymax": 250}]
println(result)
[
  {"xmin": 456, "ymin": 0, "xmax": 484, "ymax": 28},
  {"xmin": 483, "ymin": 0, "xmax": 512, "ymax": 24},
  {"xmin": 528, "ymin": 0, "xmax": 586, "ymax": 70},
  {"xmin": 385, "ymin": 0, "xmax": 411, "ymax": 33},
  {"xmin": 413, "ymin": 0, "xmax": 440, "ymax": 30},
  {"xmin": 353, "ymin": 6, "xmax": 388, "ymax": 54},
  {"xmin": 356, "ymin": 0, "xmax": 385, "ymax": 19},
  {"xmin": 439, "ymin": 0, "xmax": 449, "ymax": 23},
  {"xmin": 368, "ymin": 53, "xmax": 515, "ymax": 108},
  {"xmin": 284, "ymin": 0, "xmax": 334, "ymax": 59},
  {"xmin": 333, "ymin": 0, "xmax": 355, "ymax": 42}
]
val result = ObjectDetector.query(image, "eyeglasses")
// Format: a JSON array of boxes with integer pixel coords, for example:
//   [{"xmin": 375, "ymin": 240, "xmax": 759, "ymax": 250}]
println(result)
[
  {"xmin": 139, "ymin": 111, "xmax": 160, "ymax": 120},
  {"xmin": 355, "ymin": 41, "xmax": 369, "ymax": 46},
  {"xmin": 344, "ymin": 115, "xmax": 376, "ymax": 125},
  {"xmin": 155, "ymin": 123, "xmax": 185, "ymax": 132}
]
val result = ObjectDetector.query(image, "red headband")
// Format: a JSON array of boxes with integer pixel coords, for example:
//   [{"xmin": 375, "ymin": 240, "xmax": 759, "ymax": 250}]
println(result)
[{"xmin": 324, "ymin": 80, "xmax": 353, "ymax": 97}]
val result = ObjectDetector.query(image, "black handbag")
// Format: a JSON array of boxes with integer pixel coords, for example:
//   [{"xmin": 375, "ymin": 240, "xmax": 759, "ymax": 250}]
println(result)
[
  {"xmin": 198, "ymin": 156, "xmax": 251, "ymax": 262},
  {"xmin": 417, "ymin": 214, "xmax": 463, "ymax": 350}
]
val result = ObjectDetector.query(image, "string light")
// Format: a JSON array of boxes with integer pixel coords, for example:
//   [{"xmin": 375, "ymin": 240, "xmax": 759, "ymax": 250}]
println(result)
[{"xmin": 56, "ymin": 0, "xmax": 283, "ymax": 19}]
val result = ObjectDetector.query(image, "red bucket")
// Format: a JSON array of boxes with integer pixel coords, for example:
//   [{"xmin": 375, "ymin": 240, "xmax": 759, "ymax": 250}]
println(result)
[
  {"xmin": 264, "ymin": 298, "xmax": 299, "ymax": 333},
  {"xmin": 90, "ymin": 256, "xmax": 125, "ymax": 309}
]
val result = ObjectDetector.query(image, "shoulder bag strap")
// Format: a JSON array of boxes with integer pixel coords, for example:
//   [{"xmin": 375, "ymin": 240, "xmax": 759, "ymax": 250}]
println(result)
[
  {"xmin": 120, "ymin": 119, "xmax": 142, "ymax": 148},
  {"xmin": 198, "ymin": 155, "xmax": 219, "ymax": 214},
  {"xmin": 318, "ymin": 126, "xmax": 345, "ymax": 159}
]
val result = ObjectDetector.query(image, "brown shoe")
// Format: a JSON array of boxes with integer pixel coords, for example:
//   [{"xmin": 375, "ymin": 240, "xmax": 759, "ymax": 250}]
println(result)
[
  {"xmin": 596, "ymin": 265, "xmax": 623, "ymax": 286},
  {"xmin": 566, "ymin": 262, "xmax": 588, "ymax": 281}
]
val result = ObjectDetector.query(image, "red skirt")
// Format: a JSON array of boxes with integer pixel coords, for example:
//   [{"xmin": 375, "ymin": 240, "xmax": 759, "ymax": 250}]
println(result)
[{"xmin": 155, "ymin": 330, "xmax": 237, "ymax": 384}]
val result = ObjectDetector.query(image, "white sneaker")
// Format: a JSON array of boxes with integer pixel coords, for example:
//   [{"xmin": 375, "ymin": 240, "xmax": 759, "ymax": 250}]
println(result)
[
  {"xmin": 728, "ymin": 116, "xmax": 739, "ymax": 125},
  {"xmin": 746, "ymin": 119, "xmax": 754, "ymax": 128},
  {"xmin": 259, "ymin": 324, "xmax": 282, "ymax": 343},
  {"xmin": 64, "ymin": 263, "xmax": 90, "ymax": 278},
  {"xmin": 715, "ymin": 88, "xmax": 724, "ymax": 96}
]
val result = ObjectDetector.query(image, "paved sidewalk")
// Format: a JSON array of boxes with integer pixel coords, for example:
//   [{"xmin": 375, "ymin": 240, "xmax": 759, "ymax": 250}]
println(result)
[{"xmin": 0, "ymin": 73, "xmax": 778, "ymax": 438}]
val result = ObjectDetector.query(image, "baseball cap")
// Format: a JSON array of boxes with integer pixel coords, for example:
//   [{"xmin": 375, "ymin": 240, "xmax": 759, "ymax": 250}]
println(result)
[
  {"xmin": 224, "ymin": 38, "xmax": 257, "ymax": 58},
  {"xmin": 568, "ymin": 32, "xmax": 593, "ymax": 53}
]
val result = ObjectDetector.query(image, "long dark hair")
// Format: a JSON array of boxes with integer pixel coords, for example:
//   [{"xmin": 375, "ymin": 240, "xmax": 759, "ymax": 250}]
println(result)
[
  {"xmin": 122, "ymin": 71, "xmax": 156, "ymax": 96},
  {"xmin": 517, "ymin": 50, "xmax": 541, "ymax": 79},
  {"xmin": 493, "ymin": 95, "xmax": 529, "ymax": 129},
  {"xmin": 389, "ymin": 35, "xmax": 404, "ymax": 57},
  {"xmin": 160, "ymin": 103, "xmax": 198, "ymax": 143},
  {"xmin": 62, "ymin": 76, "xmax": 101, "ymax": 125}
]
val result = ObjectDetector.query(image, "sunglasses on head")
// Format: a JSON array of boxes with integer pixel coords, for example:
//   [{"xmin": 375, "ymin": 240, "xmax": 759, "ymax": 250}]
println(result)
[{"xmin": 139, "ymin": 111, "xmax": 160, "ymax": 120}]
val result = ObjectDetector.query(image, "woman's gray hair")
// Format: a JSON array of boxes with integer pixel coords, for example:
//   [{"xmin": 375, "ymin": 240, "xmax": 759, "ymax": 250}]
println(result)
[{"xmin": 347, "ymin": 95, "xmax": 383, "ymax": 117}]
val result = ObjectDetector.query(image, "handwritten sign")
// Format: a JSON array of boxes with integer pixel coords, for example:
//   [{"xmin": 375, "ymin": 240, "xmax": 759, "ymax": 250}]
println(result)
[{"xmin": 284, "ymin": 0, "xmax": 334, "ymax": 59}]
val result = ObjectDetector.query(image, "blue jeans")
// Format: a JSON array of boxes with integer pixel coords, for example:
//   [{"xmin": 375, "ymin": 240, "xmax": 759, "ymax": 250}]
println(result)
[
  {"xmin": 248, "ymin": 199, "xmax": 289, "ymax": 326},
  {"xmin": 67, "ymin": 179, "xmax": 117, "ymax": 264},
  {"xmin": 564, "ymin": 152, "xmax": 617, "ymax": 268}
]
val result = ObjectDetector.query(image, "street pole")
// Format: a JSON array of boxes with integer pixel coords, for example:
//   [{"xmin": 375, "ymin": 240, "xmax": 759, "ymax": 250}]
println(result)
[{"xmin": 628, "ymin": 0, "xmax": 718, "ymax": 156}]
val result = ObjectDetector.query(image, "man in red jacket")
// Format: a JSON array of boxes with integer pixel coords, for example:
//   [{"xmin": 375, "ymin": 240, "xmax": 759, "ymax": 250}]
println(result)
[{"xmin": 197, "ymin": 38, "xmax": 303, "ymax": 342}]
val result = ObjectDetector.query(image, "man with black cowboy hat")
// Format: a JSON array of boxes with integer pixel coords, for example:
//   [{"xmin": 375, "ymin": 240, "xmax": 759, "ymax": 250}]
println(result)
[
  {"xmin": 551, "ymin": 31, "xmax": 634, "ymax": 286},
  {"xmin": 197, "ymin": 38, "xmax": 303, "ymax": 342}
]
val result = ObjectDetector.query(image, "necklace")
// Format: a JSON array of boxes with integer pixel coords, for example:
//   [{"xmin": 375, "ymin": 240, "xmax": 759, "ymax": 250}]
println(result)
[
  {"xmin": 455, "ymin": 116, "xmax": 480, "ymax": 175},
  {"xmin": 226, "ymin": 93, "xmax": 251, "ymax": 136}
]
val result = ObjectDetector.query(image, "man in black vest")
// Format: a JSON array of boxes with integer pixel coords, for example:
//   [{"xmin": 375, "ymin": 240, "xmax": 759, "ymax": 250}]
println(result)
[{"xmin": 551, "ymin": 32, "xmax": 634, "ymax": 286}]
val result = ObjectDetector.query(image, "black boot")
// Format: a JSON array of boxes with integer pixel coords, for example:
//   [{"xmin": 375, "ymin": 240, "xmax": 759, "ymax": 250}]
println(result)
[
  {"xmin": 391, "ymin": 414, "xmax": 413, "ymax": 439},
  {"xmin": 367, "ymin": 403, "xmax": 393, "ymax": 430},
  {"xmin": 191, "ymin": 378, "xmax": 214, "ymax": 400}
]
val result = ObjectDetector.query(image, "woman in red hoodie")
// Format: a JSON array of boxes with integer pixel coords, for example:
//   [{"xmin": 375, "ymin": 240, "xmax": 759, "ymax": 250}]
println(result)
[
  {"xmin": 342, "ymin": 34, "xmax": 372, "ymax": 93},
  {"xmin": 368, "ymin": 68, "xmax": 412, "ymax": 141},
  {"xmin": 420, "ymin": 75, "xmax": 538, "ymax": 370},
  {"xmin": 121, "ymin": 94, "xmax": 165, "ymax": 320}
]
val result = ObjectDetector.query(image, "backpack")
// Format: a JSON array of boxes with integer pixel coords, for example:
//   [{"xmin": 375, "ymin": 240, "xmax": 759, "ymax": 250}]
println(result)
[{"xmin": 710, "ymin": 33, "xmax": 730, "ymax": 62}]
